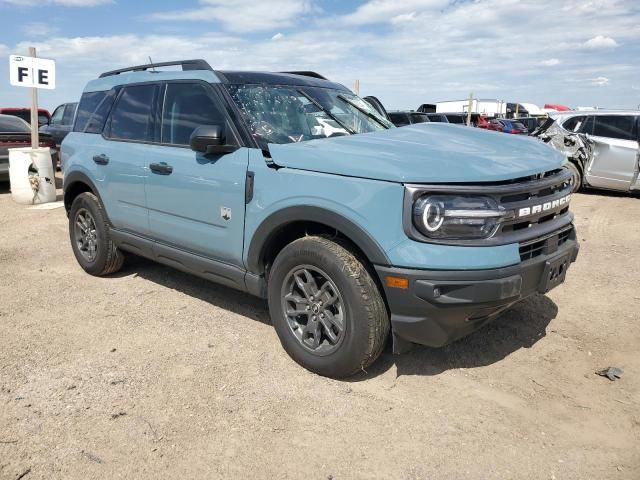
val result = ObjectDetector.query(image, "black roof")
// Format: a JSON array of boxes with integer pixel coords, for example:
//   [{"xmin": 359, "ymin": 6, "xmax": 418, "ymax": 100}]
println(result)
[{"xmin": 216, "ymin": 71, "xmax": 349, "ymax": 91}]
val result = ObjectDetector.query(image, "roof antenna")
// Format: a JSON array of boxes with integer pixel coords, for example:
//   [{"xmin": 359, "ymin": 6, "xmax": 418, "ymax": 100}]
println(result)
[{"xmin": 148, "ymin": 56, "xmax": 156, "ymax": 73}]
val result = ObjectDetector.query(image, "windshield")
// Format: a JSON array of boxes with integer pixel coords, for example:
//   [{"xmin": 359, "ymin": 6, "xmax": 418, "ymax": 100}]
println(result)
[{"xmin": 225, "ymin": 84, "xmax": 394, "ymax": 146}]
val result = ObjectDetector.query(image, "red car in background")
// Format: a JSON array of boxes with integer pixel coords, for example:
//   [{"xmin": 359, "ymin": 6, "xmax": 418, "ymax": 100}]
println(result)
[
  {"xmin": 477, "ymin": 116, "xmax": 504, "ymax": 132},
  {"xmin": 0, "ymin": 107, "xmax": 51, "ymax": 127}
]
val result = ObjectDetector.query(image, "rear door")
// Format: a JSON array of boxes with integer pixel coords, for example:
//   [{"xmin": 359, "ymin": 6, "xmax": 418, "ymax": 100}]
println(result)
[
  {"xmin": 144, "ymin": 81, "xmax": 249, "ymax": 268},
  {"xmin": 97, "ymin": 83, "xmax": 159, "ymax": 235},
  {"xmin": 584, "ymin": 115, "xmax": 639, "ymax": 191}
]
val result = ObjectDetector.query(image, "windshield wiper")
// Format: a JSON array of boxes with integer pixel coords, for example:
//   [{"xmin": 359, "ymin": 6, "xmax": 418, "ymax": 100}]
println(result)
[
  {"xmin": 337, "ymin": 94, "xmax": 390, "ymax": 129},
  {"xmin": 296, "ymin": 89, "xmax": 356, "ymax": 135}
]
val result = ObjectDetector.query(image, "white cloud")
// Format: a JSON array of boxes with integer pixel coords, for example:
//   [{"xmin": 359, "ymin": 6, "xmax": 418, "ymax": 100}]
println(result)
[
  {"xmin": 583, "ymin": 35, "xmax": 619, "ymax": 49},
  {"xmin": 540, "ymin": 58, "xmax": 560, "ymax": 66},
  {"xmin": 338, "ymin": 0, "xmax": 447, "ymax": 25},
  {"xmin": 148, "ymin": 0, "xmax": 316, "ymax": 33},
  {"xmin": 0, "ymin": 0, "xmax": 111, "ymax": 6},
  {"xmin": 21, "ymin": 22, "xmax": 59, "ymax": 37},
  {"xmin": 589, "ymin": 76, "xmax": 610, "ymax": 86},
  {"xmin": 391, "ymin": 12, "xmax": 418, "ymax": 24},
  {"xmin": 3, "ymin": 0, "xmax": 640, "ymax": 110}
]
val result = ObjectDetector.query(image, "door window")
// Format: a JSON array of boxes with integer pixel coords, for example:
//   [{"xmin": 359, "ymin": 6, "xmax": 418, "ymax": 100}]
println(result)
[
  {"xmin": 62, "ymin": 103, "xmax": 77, "ymax": 126},
  {"xmin": 50, "ymin": 106, "xmax": 64, "ymax": 125},
  {"xmin": 108, "ymin": 84, "xmax": 157, "ymax": 142},
  {"xmin": 592, "ymin": 115, "xmax": 636, "ymax": 141},
  {"xmin": 161, "ymin": 83, "xmax": 225, "ymax": 146},
  {"xmin": 74, "ymin": 90, "xmax": 116, "ymax": 133}
]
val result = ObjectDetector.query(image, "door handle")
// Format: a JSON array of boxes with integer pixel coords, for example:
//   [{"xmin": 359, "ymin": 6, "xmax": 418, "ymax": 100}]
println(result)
[
  {"xmin": 93, "ymin": 154, "xmax": 109, "ymax": 165},
  {"xmin": 149, "ymin": 162, "xmax": 173, "ymax": 175}
]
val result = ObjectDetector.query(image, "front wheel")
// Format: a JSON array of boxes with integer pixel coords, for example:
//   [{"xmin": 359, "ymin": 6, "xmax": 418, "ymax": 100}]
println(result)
[
  {"xmin": 566, "ymin": 162, "xmax": 582, "ymax": 193},
  {"xmin": 268, "ymin": 236, "xmax": 389, "ymax": 378},
  {"xmin": 69, "ymin": 192, "xmax": 124, "ymax": 276}
]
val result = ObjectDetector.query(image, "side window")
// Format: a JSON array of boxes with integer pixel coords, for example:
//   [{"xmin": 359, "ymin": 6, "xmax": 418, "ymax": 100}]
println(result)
[
  {"xmin": 75, "ymin": 91, "xmax": 116, "ymax": 134},
  {"xmin": 161, "ymin": 83, "xmax": 225, "ymax": 146},
  {"xmin": 561, "ymin": 116, "xmax": 584, "ymax": 132},
  {"xmin": 61, "ymin": 103, "xmax": 76, "ymax": 126},
  {"xmin": 50, "ymin": 106, "xmax": 64, "ymax": 125},
  {"xmin": 593, "ymin": 115, "xmax": 636, "ymax": 141},
  {"xmin": 108, "ymin": 84, "xmax": 157, "ymax": 142}
]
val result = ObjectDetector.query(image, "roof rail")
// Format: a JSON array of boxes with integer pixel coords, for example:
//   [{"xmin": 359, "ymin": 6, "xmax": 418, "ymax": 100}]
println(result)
[
  {"xmin": 280, "ymin": 71, "xmax": 328, "ymax": 80},
  {"xmin": 99, "ymin": 59, "xmax": 213, "ymax": 78}
]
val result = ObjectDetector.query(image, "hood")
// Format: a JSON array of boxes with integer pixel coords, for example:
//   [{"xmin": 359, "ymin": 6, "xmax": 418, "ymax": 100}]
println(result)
[{"xmin": 268, "ymin": 123, "xmax": 566, "ymax": 183}]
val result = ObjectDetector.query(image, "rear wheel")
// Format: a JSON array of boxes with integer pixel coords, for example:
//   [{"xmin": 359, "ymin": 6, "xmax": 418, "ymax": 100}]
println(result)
[
  {"xmin": 69, "ymin": 192, "xmax": 124, "ymax": 276},
  {"xmin": 566, "ymin": 162, "xmax": 582, "ymax": 193},
  {"xmin": 268, "ymin": 236, "xmax": 389, "ymax": 378}
]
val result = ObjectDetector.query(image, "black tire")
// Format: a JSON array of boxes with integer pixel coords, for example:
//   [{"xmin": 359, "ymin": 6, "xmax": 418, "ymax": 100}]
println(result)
[
  {"xmin": 268, "ymin": 235, "xmax": 389, "ymax": 378},
  {"xmin": 566, "ymin": 162, "xmax": 582, "ymax": 193},
  {"xmin": 69, "ymin": 192, "xmax": 124, "ymax": 276}
]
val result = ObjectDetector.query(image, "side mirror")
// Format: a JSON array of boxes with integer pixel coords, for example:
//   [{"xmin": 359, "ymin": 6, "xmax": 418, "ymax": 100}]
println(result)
[{"xmin": 190, "ymin": 125, "xmax": 238, "ymax": 155}]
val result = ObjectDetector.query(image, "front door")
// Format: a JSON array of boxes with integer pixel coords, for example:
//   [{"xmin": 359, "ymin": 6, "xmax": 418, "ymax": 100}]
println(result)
[{"xmin": 144, "ymin": 82, "xmax": 249, "ymax": 269}]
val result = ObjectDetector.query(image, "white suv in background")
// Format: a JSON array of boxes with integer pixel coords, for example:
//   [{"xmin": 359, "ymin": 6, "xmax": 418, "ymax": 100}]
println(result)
[{"xmin": 552, "ymin": 110, "xmax": 639, "ymax": 193}]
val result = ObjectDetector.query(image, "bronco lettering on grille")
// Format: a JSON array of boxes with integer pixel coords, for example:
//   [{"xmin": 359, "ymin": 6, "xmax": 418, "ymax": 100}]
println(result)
[{"xmin": 517, "ymin": 194, "xmax": 571, "ymax": 218}]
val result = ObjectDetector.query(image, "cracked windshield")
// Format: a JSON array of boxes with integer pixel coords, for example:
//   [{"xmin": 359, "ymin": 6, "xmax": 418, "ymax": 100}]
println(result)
[{"xmin": 226, "ymin": 85, "xmax": 394, "ymax": 146}]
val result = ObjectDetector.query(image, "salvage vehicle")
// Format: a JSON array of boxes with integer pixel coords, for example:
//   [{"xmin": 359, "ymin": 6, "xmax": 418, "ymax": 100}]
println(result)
[
  {"xmin": 0, "ymin": 114, "xmax": 57, "ymax": 182},
  {"xmin": 0, "ymin": 107, "xmax": 51, "ymax": 127},
  {"xmin": 534, "ymin": 111, "xmax": 640, "ymax": 193},
  {"xmin": 62, "ymin": 59, "xmax": 579, "ymax": 378},
  {"xmin": 41, "ymin": 102, "xmax": 78, "ymax": 149},
  {"xmin": 388, "ymin": 111, "xmax": 430, "ymax": 127}
]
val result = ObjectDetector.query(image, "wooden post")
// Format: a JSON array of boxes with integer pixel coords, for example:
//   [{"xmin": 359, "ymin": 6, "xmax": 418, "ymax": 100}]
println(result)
[
  {"xmin": 29, "ymin": 47, "xmax": 39, "ymax": 149},
  {"xmin": 466, "ymin": 92, "xmax": 473, "ymax": 126}
]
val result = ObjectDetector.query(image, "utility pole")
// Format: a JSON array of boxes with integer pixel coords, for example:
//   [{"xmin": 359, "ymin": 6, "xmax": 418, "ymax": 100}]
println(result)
[
  {"xmin": 29, "ymin": 46, "xmax": 39, "ymax": 149},
  {"xmin": 466, "ymin": 92, "xmax": 473, "ymax": 126}
]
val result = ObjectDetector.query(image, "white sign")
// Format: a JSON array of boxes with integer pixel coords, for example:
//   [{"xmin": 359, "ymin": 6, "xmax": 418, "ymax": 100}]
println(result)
[{"xmin": 9, "ymin": 55, "xmax": 56, "ymax": 90}]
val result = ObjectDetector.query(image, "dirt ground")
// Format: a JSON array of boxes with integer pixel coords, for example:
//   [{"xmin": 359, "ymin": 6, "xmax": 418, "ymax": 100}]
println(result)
[{"xmin": 0, "ymin": 175, "xmax": 638, "ymax": 480}]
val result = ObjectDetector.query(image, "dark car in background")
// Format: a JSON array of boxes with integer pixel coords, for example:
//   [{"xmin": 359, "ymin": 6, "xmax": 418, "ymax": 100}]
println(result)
[
  {"xmin": 499, "ymin": 118, "xmax": 528, "ymax": 134},
  {"xmin": 514, "ymin": 117, "xmax": 542, "ymax": 134},
  {"xmin": 388, "ymin": 111, "xmax": 430, "ymax": 127},
  {"xmin": 424, "ymin": 113, "xmax": 449, "ymax": 123},
  {"xmin": 40, "ymin": 102, "xmax": 78, "ymax": 147},
  {"xmin": 443, "ymin": 113, "xmax": 468, "ymax": 125},
  {"xmin": 0, "ymin": 107, "xmax": 51, "ymax": 127},
  {"xmin": 0, "ymin": 114, "xmax": 57, "ymax": 182}
]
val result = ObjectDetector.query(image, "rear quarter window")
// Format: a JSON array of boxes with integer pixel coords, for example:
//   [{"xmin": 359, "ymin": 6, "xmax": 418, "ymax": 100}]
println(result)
[{"xmin": 74, "ymin": 91, "xmax": 116, "ymax": 134}]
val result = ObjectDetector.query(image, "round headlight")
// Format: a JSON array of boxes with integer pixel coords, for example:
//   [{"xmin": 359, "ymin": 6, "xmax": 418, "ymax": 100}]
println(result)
[{"xmin": 422, "ymin": 201, "xmax": 444, "ymax": 232}]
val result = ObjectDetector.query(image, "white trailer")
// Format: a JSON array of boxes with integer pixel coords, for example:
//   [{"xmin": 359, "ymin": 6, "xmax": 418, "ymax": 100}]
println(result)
[{"xmin": 436, "ymin": 99, "xmax": 507, "ymax": 116}]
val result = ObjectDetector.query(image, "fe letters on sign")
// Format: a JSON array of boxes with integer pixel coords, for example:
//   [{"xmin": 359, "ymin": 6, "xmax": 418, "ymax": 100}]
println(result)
[{"xmin": 9, "ymin": 55, "xmax": 56, "ymax": 90}]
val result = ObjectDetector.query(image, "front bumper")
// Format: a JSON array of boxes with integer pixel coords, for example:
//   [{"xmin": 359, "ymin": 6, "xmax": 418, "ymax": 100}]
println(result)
[{"xmin": 376, "ymin": 231, "xmax": 579, "ymax": 352}]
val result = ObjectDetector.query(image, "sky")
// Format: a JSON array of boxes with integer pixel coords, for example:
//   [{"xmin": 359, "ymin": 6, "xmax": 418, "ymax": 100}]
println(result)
[{"xmin": 0, "ymin": 0, "xmax": 639, "ymax": 112}]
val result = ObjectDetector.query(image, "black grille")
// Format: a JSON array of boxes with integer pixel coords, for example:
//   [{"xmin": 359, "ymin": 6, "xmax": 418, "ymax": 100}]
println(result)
[{"xmin": 519, "ymin": 225, "xmax": 573, "ymax": 261}]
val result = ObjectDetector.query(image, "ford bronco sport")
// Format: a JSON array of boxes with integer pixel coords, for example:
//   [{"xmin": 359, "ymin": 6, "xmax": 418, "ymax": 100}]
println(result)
[{"xmin": 62, "ymin": 60, "xmax": 579, "ymax": 378}]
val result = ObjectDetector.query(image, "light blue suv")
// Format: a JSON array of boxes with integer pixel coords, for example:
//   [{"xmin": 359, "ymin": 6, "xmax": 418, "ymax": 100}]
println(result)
[{"xmin": 62, "ymin": 60, "xmax": 579, "ymax": 378}]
